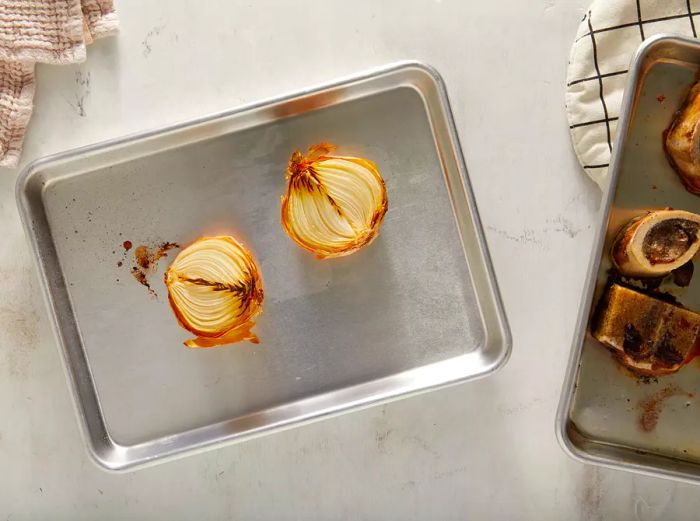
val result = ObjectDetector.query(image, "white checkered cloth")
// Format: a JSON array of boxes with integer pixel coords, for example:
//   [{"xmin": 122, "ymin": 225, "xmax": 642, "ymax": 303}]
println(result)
[{"xmin": 566, "ymin": 0, "xmax": 700, "ymax": 189}]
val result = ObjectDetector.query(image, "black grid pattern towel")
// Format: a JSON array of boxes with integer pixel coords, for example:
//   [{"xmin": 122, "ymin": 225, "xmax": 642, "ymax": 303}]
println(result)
[{"xmin": 566, "ymin": 0, "xmax": 700, "ymax": 189}]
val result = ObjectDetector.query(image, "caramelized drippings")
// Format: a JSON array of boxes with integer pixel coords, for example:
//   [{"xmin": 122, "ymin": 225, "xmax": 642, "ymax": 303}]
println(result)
[
  {"xmin": 126, "ymin": 241, "xmax": 180, "ymax": 296},
  {"xmin": 184, "ymin": 322, "xmax": 260, "ymax": 348},
  {"xmin": 638, "ymin": 385, "xmax": 693, "ymax": 432}
]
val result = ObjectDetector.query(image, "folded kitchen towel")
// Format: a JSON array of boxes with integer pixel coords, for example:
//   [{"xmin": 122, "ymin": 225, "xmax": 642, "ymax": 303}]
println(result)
[
  {"xmin": 0, "ymin": 0, "xmax": 118, "ymax": 167},
  {"xmin": 566, "ymin": 0, "xmax": 700, "ymax": 189}
]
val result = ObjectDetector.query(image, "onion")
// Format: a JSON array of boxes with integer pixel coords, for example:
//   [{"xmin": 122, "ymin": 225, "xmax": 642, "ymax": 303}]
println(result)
[
  {"xmin": 280, "ymin": 143, "xmax": 388, "ymax": 259},
  {"xmin": 164, "ymin": 236, "xmax": 264, "ymax": 348}
]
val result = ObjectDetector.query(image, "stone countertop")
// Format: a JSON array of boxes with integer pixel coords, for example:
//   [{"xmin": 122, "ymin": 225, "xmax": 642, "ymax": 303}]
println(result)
[{"xmin": 2, "ymin": 0, "xmax": 699, "ymax": 519}]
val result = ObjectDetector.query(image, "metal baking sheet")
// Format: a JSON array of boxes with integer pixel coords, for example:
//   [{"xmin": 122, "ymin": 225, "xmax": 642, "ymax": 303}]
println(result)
[
  {"xmin": 557, "ymin": 35, "xmax": 700, "ymax": 483},
  {"xmin": 17, "ymin": 62, "xmax": 511, "ymax": 471}
]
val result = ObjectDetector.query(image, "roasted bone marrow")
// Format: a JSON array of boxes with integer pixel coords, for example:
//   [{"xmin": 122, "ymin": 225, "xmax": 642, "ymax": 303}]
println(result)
[
  {"xmin": 593, "ymin": 284, "xmax": 700, "ymax": 375},
  {"xmin": 612, "ymin": 210, "xmax": 700, "ymax": 278},
  {"xmin": 665, "ymin": 82, "xmax": 700, "ymax": 194}
]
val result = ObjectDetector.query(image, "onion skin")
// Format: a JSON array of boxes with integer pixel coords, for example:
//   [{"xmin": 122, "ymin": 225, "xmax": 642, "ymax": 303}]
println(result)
[
  {"xmin": 164, "ymin": 236, "xmax": 264, "ymax": 348},
  {"xmin": 280, "ymin": 143, "xmax": 388, "ymax": 259}
]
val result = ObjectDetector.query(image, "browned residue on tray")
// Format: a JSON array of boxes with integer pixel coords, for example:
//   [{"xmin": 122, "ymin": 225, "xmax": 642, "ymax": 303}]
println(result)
[
  {"xmin": 638, "ymin": 384, "xmax": 693, "ymax": 432},
  {"xmin": 117, "ymin": 241, "xmax": 180, "ymax": 297},
  {"xmin": 130, "ymin": 242, "xmax": 179, "ymax": 296},
  {"xmin": 130, "ymin": 266, "xmax": 152, "ymax": 294},
  {"xmin": 636, "ymin": 373, "xmax": 658, "ymax": 385},
  {"xmin": 134, "ymin": 242, "xmax": 178, "ymax": 270},
  {"xmin": 657, "ymin": 94, "xmax": 666, "ymax": 103},
  {"xmin": 134, "ymin": 245, "xmax": 150, "ymax": 269}
]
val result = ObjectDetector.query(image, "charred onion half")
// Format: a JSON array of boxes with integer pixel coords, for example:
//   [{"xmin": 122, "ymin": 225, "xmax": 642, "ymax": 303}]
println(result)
[
  {"xmin": 611, "ymin": 210, "xmax": 700, "ymax": 278},
  {"xmin": 164, "ymin": 236, "xmax": 264, "ymax": 348},
  {"xmin": 280, "ymin": 143, "xmax": 388, "ymax": 259},
  {"xmin": 665, "ymin": 82, "xmax": 700, "ymax": 194}
]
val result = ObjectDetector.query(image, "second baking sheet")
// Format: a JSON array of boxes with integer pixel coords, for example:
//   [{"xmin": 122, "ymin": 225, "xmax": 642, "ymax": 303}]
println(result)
[
  {"xmin": 559, "ymin": 36, "xmax": 700, "ymax": 483},
  {"xmin": 18, "ymin": 63, "xmax": 510, "ymax": 470}
]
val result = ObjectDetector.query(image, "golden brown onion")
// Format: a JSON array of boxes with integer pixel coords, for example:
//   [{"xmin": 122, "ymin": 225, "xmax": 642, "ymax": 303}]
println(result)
[
  {"xmin": 164, "ymin": 236, "xmax": 264, "ymax": 348},
  {"xmin": 280, "ymin": 143, "xmax": 388, "ymax": 259}
]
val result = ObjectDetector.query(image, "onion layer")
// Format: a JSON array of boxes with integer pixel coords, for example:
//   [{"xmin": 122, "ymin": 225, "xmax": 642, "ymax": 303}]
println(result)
[
  {"xmin": 164, "ymin": 236, "xmax": 264, "ymax": 348},
  {"xmin": 280, "ymin": 143, "xmax": 388, "ymax": 259}
]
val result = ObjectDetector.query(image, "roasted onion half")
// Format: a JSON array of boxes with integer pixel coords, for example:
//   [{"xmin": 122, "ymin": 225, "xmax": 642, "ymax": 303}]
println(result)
[
  {"xmin": 665, "ymin": 82, "xmax": 700, "ymax": 194},
  {"xmin": 612, "ymin": 210, "xmax": 700, "ymax": 277},
  {"xmin": 164, "ymin": 236, "xmax": 264, "ymax": 348},
  {"xmin": 280, "ymin": 143, "xmax": 388, "ymax": 259}
]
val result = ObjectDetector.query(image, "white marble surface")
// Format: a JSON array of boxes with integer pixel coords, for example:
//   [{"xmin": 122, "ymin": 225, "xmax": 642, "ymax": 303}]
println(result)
[{"xmin": 2, "ymin": 0, "xmax": 699, "ymax": 519}]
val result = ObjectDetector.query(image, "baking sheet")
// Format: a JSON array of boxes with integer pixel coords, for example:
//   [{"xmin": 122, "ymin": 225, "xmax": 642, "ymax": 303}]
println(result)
[
  {"xmin": 17, "ymin": 62, "xmax": 510, "ymax": 471},
  {"xmin": 557, "ymin": 36, "xmax": 700, "ymax": 483}
]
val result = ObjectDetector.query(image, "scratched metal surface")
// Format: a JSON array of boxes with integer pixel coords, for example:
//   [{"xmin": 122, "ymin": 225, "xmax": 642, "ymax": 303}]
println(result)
[
  {"xmin": 16, "ymin": 63, "xmax": 510, "ymax": 470},
  {"xmin": 558, "ymin": 36, "xmax": 700, "ymax": 484}
]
